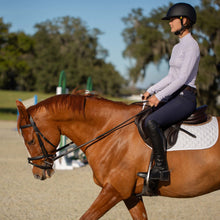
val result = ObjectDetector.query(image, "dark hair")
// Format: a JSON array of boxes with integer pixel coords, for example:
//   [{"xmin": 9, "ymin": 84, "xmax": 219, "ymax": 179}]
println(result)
[{"xmin": 183, "ymin": 17, "xmax": 193, "ymax": 29}]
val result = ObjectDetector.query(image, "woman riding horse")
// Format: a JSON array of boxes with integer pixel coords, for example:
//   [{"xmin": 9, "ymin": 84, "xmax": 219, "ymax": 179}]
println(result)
[
  {"xmin": 139, "ymin": 3, "xmax": 200, "ymax": 181},
  {"xmin": 16, "ymin": 3, "xmax": 220, "ymax": 219}
]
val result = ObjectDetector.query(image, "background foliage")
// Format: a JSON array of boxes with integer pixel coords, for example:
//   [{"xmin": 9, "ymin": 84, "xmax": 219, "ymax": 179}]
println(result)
[
  {"xmin": 0, "ymin": 16, "xmax": 125, "ymax": 96},
  {"xmin": 0, "ymin": 0, "xmax": 219, "ymax": 113}
]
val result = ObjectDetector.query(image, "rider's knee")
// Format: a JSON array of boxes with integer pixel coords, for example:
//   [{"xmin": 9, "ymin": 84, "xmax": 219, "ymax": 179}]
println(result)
[{"xmin": 144, "ymin": 119, "xmax": 158, "ymax": 133}]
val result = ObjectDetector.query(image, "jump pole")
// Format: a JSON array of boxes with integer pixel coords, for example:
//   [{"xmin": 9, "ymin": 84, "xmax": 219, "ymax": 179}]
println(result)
[
  {"xmin": 86, "ymin": 76, "xmax": 93, "ymax": 94},
  {"xmin": 54, "ymin": 71, "xmax": 72, "ymax": 170}
]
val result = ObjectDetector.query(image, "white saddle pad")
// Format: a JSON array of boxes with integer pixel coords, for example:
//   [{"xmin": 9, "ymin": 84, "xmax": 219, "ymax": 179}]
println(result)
[{"xmin": 168, "ymin": 117, "xmax": 219, "ymax": 151}]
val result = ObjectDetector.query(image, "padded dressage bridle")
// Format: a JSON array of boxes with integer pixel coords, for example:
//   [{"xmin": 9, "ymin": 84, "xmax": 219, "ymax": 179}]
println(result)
[{"xmin": 20, "ymin": 116, "xmax": 59, "ymax": 169}]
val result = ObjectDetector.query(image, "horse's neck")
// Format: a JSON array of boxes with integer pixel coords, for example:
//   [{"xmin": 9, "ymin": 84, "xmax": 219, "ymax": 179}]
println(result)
[{"xmin": 58, "ymin": 97, "xmax": 139, "ymax": 147}]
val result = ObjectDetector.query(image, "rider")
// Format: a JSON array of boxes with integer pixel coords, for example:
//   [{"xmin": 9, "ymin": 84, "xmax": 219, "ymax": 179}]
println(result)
[{"xmin": 138, "ymin": 3, "xmax": 200, "ymax": 181}]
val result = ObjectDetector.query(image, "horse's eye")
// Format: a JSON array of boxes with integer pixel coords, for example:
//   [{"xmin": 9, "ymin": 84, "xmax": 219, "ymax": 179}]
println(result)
[{"xmin": 28, "ymin": 140, "xmax": 35, "ymax": 145}]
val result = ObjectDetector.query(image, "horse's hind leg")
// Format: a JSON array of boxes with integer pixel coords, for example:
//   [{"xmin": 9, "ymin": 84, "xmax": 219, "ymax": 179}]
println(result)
[
  {"xmin": 124, "ymin": 195, "xmax": 148, "ymax": 220},
  {"xmin": 79, "ymin": 183, "xmax": 122, "ymax": 220}
]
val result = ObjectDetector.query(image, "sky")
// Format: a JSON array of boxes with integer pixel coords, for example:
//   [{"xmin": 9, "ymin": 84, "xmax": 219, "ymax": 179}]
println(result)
[{"xmin": 1, "ymin": 0, "xmax": 200, "ymax": 88}]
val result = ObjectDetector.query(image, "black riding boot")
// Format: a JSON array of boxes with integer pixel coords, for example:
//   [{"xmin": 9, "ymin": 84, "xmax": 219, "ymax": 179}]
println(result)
[{"xmin": 145, "ymin": 120, "xmax": 170, "ymax": 181}]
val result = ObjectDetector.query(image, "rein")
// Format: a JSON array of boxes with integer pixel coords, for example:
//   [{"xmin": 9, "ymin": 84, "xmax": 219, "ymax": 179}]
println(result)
[{"xmin": 20, "ymin": 101, "xmax": 150, "ymax": 170}]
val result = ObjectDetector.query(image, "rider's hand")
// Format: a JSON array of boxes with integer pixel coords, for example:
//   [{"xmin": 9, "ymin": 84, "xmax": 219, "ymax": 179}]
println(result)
[
  {"xmin": 148, "ymin": 95, "xmax": 160, "ymax": 107},
  {"xmin": 142, "ymin": 91, "xmax": 150, "ymax": 100}
]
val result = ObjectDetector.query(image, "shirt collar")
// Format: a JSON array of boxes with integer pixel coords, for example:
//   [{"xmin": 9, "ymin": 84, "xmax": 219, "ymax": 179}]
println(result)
[{"xmin": 179, "ymin": 33, "xmax": 191, "ymax": 43}]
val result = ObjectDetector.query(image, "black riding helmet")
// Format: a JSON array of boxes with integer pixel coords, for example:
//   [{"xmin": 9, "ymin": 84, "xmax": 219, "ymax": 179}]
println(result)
[
  {"xmin": 162, "ymin": 3, "xmax": 196, "ymax": 35},
  {"xmin": 162, "ymin": 2, "xmax": 196, "ymax": 24}
]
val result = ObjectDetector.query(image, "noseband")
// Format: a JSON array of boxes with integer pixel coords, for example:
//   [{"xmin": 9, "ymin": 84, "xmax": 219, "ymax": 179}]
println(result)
[{"xmin": 20, "ymin": 116, "xmax": 57, "ymax": 170}]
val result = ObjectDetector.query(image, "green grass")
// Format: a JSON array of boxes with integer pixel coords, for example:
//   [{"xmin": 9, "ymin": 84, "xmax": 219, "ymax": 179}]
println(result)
[{"xmin": 0, "ymin": 90, "xmax": 53, "ymax": 121}]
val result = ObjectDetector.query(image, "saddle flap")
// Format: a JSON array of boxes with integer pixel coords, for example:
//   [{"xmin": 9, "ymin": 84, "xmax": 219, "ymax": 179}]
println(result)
[
  {"xmin": 135, "ymin": 107, "xmax": 153, "ymax": 145},
  {"xmin": 135, "ymin": 108, "xmax": 181, "ymax": 148},
  {"xmin": 164, "ymin": 124, "xmax": 181, "ymax": 148}
]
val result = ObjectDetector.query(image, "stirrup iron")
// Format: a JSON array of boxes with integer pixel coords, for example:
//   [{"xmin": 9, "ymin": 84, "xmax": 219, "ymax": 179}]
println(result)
[{"xmin": 137, "ymin": 151, "xmax": 157, "ymax": 196}]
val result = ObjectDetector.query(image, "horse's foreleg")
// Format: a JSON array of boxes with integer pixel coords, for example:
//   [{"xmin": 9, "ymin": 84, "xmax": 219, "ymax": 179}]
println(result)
[
  {"xmin": 80, "ymin": 183, "xmax": 122, "ymax": 220},
  {"xmin": 124, "ymin": 195, "xmax": 148, "ymax": 220}
]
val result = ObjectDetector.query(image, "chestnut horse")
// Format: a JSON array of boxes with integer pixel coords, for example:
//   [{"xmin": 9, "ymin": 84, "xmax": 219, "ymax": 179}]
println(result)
[{"xmin": 16, "ymin": 94, "xmax": 220, "ymax": 220}]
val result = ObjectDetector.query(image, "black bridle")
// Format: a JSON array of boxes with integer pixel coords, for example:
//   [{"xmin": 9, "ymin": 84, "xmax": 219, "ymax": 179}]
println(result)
[
  {"xmin": 20, "ymin": 116, "xmax": 59, "ymax": 169},
  {"xmin": 20, "ymin": 102, "xmax": 150, "ymax": 170}
]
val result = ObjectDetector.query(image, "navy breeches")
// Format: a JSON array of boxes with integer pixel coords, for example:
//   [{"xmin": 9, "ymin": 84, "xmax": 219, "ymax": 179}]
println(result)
[{"xmin": 144, "ymin": 90, "xmax": 197, "ymax": 129}]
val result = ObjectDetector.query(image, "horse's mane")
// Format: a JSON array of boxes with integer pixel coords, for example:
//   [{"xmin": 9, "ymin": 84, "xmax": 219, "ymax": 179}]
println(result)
[
  {"xmin": 27, "ymin": 94, "xmax": 86, "ymax": 115},
  {"xmin": 27, "ymin": 90, "xmax": 138, "ymax": 117}
]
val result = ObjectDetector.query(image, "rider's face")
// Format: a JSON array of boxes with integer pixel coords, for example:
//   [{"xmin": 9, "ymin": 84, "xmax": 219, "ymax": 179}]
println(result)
[{"xmin": 169, "ymin": 17, "xmax": 182, "ymax": 33}]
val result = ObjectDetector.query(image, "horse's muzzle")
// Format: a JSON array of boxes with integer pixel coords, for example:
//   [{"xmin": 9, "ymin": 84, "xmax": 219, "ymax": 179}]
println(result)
[{"xmin": 33, "ymin": 167, "xmax": 54, "ymax": 180}]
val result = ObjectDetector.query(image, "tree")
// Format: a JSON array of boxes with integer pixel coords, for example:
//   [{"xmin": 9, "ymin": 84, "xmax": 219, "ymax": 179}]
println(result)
[
  {"xmin": 33, "ymin": 16, "xmax": 124, "ymax": 95},
  {"xmin": 0, "ymin": 18, "xmax": 35, "ymax": 90},
  {"xmin": 194, "ymin": 0, "xmax": 220, "ymax": 114},
  {"xmin": 0, "ymin": 16, "xmax": 125, "ymax": 96},
  {"xmin": 122, "ymin": 6, "xmax": 174, "ymax": 85}
]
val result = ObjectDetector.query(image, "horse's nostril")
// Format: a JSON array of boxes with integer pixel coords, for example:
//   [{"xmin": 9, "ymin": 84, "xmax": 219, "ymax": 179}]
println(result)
[
  {"xmin": 34, "ymin": 174, "xmax": 46, "ymax": 180},
  {"xmin": 46, "ymin": 169, "xmax": 55, "ymax": 178},
  {"xmin": 34, "ymin": 174, "xmax": 41, "ymax": 180},
  {"xmin": 47, "ymin": 169, "xmax": 51, "ymax": 177}
]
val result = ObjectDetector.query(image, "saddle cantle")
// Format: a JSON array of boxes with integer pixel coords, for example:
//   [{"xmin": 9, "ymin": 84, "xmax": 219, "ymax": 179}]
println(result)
[
  {"xmin": 135, "ymin": 105, "xmax": 209, "ymax": 148},
  {"xmin": 183, "ymin": 105, "xmax": 208, "ymax": 124}
]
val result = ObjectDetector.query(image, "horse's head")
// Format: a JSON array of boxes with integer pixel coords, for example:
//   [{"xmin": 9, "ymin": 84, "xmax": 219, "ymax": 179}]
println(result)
[{"xmin": 16, "ymin": 100, "xmax": 60, "ymax": 180}]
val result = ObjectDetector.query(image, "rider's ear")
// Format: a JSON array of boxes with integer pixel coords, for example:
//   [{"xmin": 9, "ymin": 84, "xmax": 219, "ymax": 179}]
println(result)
[{"xmin": 16, "ymin": 100, "xmax": 29, "ymax": 131}]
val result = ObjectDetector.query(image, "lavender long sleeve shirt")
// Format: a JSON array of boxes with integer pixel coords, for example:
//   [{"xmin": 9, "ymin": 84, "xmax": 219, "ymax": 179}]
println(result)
[{"xmin": 147, "ymin": 33, "xmax": 200, "ymax": 101}]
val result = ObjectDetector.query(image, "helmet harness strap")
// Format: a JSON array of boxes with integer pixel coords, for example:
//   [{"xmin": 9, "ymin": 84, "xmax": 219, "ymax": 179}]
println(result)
[{"xmin": 174, "ymin": 16, "xmax": 186, "ymax": 36}]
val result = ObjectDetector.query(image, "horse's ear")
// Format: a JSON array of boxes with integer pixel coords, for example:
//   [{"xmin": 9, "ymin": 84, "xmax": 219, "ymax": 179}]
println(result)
[
  {"xmin": 16, "ymin": 100, "xmax": 29, "ymax": 132},
  {"xmin": 16, "ymin": 100, "xmax": 27, "ymax": 116}
]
